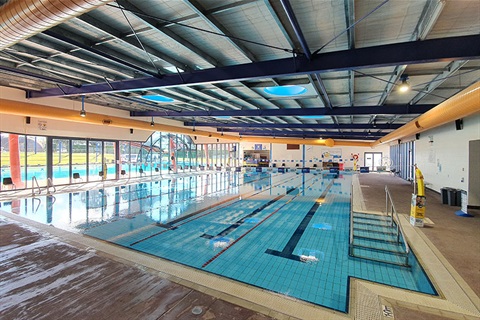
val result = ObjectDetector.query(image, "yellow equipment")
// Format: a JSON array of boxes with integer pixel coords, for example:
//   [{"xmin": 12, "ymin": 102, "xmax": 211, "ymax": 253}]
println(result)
[{"xmin": 410, "ymin": 165, "xmax": 426, "ymax": 227}]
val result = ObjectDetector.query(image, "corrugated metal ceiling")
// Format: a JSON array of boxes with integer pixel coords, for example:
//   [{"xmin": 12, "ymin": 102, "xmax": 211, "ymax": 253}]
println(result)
[{"xmin": 0, "ymin": 0, "xmax": 478, "ymax": 141}]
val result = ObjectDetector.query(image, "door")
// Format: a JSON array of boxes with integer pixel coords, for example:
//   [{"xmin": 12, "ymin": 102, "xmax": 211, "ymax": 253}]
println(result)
[{"xmin": 364, "ymin": 152, "xmax": 383, "ymax": 171}]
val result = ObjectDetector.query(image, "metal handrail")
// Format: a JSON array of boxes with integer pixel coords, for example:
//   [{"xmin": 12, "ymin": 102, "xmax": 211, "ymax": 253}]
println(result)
[
  {"xmin": 31, "ymin": 176, "xmax": 41, "ymax": 196},
  {"xmin": 46, "ymin": 178, "xmax": 56, "ymax": 195},
  {"xmin": 385, "ymin": 185, "xmax": 410, "ymax": 258},
  {"xmin": 349, "ymin": 182, "xmax": 354, "ymax": 255},
  {"xmin": 31, "ymin": 197, "xmax": 41, "ymax": 213}
]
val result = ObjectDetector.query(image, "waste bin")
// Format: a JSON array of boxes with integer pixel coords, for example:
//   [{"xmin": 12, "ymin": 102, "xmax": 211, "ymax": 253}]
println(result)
[
  {"xmin": 440, "ymin": 188, "xmax": 450, "ymax": 205},
  {"xmin": 447, "ymin": 188, "xmax": 461, "ymax": 206},
  {"xmin": 455, "ymin": 189, "xmax": 463, "ymax": 206}
]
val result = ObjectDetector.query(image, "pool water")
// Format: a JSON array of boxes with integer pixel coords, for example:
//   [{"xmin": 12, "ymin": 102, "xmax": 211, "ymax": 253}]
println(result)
[{"xmin": 0, "ymin": 171, "xmax": 437, "ymax": 312}]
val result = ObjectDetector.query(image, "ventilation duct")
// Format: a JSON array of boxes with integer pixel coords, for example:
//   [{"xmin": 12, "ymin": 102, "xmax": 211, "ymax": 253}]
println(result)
[
  {"xmin": 0, "ymin": 0, "xmax": 111, "ymax": 50},
  {"xmin": 372, "ymin": 81, "xmax": 480, "ymax": 147}
]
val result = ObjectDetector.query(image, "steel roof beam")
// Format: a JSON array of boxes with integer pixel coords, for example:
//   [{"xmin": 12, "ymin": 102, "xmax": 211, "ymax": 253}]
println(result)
[
  {"xmin": 237, "ymin": 131, "xmax": 383, "ymax": 139},
  {"xmin": 28, "ymin": 34, "xmax": 480, "ymax": 98},
  {"xmin": 132, "ymin": 104, "xmax": 433, "ymax": 117},
  {"xmin": 184, "ymin": 122, "xmax": 402, "ymax": 130},
  {"xmin": 280, "ymin": 0, "xmax": 311, "ymax": 60}
]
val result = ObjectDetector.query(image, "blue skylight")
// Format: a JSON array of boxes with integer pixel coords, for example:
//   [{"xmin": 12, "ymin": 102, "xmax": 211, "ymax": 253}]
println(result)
[
  {"xmin": 264, "ymin": 85, "xmax": 307, "ymax": 96},
  {"xmin": 298, "ymin": 115, "xmax": 328, "ymax": 119},
  {"xmin": 141, "ymin": 95, "xmax": 175, "ymax": 103}
]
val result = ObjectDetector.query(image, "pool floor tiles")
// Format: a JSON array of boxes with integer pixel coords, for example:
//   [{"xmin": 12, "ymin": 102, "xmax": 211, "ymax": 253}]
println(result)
[{"xmin": 81, "ymin": 174, "xmax": 435, "ymax": 312}]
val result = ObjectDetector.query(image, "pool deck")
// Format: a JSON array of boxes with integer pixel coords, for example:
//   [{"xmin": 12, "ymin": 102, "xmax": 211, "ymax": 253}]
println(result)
[{"xmin": 1, "ymin": 172, "xmax": 479, "ymax": 320}]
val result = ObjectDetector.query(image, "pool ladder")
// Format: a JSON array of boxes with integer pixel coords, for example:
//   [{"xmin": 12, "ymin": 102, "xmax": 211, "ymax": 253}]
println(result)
[
  {"xmin": 31, "ymin": 176, "xmax": 41, "ymax": 196},
  {"xmin": 349, "ymin": 184, "xmax": 410, "ymax": 267}
]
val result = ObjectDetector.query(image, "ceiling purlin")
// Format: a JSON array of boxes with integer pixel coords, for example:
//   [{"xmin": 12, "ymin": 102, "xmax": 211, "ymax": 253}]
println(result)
[
  {"xmin": 6, "ymin": 44, "xmax": 118, "ymax": 84},
  {"xmin": 184, "ymin": 0, "xmax": 257, "ymax": 62},
  {"xmin": 24, "ymin": 36, "xmax": 139, "ymax": 80},
  {"xmin": 377, "ymin": 0, "xmax": 445, "ymax": 106},
  {"xmin": 0, "ymin": 52, "xmax": 83, "ymax": 86},
  {"xmin": 210, "ymin": 81, "xmax": 293, "ymax": 125},
  {"xmin": 42, "ymin": 29, "xmax": 161, "ymax": 78},
  {"xmin": 114, "ymin": 0, "xmax": 219, "ymax": 68},
  {"xmin": 0, "ymin": 62, "xmax": 78, "ymax": 88},
  {"xmin": 73, "ymin": 15, "xmax": 189, "ymax": 73},
  {"xmin": 409, "ymin": 60, "xmax": 468, "ymax": 105}
]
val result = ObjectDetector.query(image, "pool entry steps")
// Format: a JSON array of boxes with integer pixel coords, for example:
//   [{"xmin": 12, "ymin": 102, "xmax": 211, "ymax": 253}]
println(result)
[{"xmin": 350, "ymin": 212, "xmax": 410, "ymax": 267}]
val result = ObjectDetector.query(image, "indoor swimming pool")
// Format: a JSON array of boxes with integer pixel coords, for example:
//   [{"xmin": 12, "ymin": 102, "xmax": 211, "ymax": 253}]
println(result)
[{"xmin": 0, "ymin": 171, "xmax": 437, "ymax": 312}]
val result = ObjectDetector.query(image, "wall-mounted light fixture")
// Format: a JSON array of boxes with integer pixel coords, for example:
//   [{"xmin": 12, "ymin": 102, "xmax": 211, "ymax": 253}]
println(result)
[
  {"xmin": 80, "ymin": 95, "xmax": 86, "ymax": 117},
  {"xmin": 130, "ymin": 128, "xmax": 134, "ymax": 134}
]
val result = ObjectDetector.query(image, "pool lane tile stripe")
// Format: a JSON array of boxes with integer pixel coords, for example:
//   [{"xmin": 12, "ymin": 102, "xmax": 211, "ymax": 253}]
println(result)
[
  {"xmin": 129, "ymin": 174, "xmax": 299, "ymax": 247},
  {"xmin": 201, "ymin": 177, "xmax": 319, "ymax": 268},
  {"xmin": 265, "ymin": 180, "xmax": 334, "ymax": 261},
  {"xmin": 200, "ymin": 194, "xmax": 285, "ymax": 240}
]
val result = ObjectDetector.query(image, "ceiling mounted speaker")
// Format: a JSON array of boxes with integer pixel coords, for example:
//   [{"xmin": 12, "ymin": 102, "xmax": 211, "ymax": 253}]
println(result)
[{"xmin": 455, "ymin": 119, "xmax": 463, "ymax": 130}]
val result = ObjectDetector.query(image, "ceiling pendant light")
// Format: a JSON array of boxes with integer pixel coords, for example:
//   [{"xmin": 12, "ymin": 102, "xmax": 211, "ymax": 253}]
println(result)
[
  {"xmin": 150, "ymin": 116, "xmax": 155, "ymax": 126},
  {"xmin": 398, "ymin": 75, "xmax": 410, "ymax": 93},
  {"xmin": 80, "ymin": 95, "xmax": 86, "ymax": 117}
]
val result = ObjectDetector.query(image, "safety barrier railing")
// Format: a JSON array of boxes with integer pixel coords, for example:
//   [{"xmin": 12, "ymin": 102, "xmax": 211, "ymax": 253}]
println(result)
[
  {"xmin": 385, "ymin": 185, "xmax": 410, "ymax": 261},
  {"xmin": 31, "ymin": 176, "xmax": 41, "ymax": 196}
]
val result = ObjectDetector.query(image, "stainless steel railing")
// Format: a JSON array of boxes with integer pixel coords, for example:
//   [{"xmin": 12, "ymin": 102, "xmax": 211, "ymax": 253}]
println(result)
[
  {"xmin": 349, "ymin": 182, "xmax": 354, "ymax": 255},
  {"xmin": 31, "ymin": 176, "xmax": 41, "ymax": 196},
  {"xmin": 46, "ymin": 178, "xmax": 56, "ymax": 195},
  {"xmin": 385, "ymin": 185, "xmax": 410, "ymax": 259}
]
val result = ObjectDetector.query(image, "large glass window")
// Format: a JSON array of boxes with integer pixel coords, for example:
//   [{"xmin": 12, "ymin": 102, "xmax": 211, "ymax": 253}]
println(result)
[
  {"xmin": 72, "ymin": 140, "xmax": 87, "ymax": 183},
  {"xmin": 52, "ymin": 138, "xmax": 69, "ymax": 185},
  {"xmin": 88, "ymin": 141, "xmax": 103, "ymax": 182},
  {"xmin": 1, "ymin": 129, "xmax": 236, "ymax": 191},
  {"xmin": 104, "ymin": 141, "xmax": 116, "ymax": 180}
]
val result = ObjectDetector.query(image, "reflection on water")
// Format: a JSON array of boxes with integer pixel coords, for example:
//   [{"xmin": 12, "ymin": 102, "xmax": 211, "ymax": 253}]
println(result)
[{"xmin": 0, "ymin": 172, "xmax": 272, "ymax": 232}]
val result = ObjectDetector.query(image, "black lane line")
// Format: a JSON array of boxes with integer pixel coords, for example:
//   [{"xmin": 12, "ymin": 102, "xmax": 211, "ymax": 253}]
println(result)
[
  {"xmin": 201, "ymin": 176, "xmax": 320, "ymax": 268},
  {"xmin": 201, "ymin": 194, "xmax": 285, "ymax": 240},
  {"xmin": 157, "ymin": 172, "xmax": 297, "ymax": 230},
  {"xmin": 200, "ymin": 178, "xmax": 309, "ymax": 240},
  {"xmin": 265, "ymin": 179, "xmax": 334, "ymax": 261},
  {"xmin": 129, "ymin": 173, "xmax": 300, "ymax": 246}
]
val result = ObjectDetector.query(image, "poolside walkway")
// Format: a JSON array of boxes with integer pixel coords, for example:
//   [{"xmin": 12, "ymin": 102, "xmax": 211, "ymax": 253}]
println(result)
[{"xmin": 0, "ymin": 172, "xmax": 479, "ymax": 319}]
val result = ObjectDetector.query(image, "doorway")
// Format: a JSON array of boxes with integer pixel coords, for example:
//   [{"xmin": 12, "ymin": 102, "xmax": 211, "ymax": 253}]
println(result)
[{"xmin": 364, "ymin": 152, "xmax": 382, "ymax": 172}]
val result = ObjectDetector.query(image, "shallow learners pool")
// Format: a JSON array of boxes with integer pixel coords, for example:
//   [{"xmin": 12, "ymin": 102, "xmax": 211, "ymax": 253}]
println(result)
[{"xmin": 1, "ymin": 171, "xmax": 436, "ymax": 312}]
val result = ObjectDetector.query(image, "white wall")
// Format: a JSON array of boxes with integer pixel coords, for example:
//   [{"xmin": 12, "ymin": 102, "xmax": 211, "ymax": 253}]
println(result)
[
  {"xmin": 415, "ymin": 113, "xmax": 480, "ymax": 205},
  {"xmin": 240, "ymin": 141, "xmax": 389, "ymax": 169}
]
